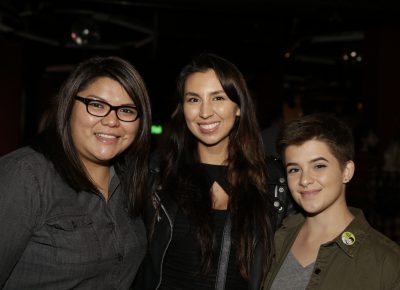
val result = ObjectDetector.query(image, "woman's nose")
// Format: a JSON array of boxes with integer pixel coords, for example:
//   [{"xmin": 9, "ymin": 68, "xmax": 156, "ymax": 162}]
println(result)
[
  {"xmin": 101, "ymin": 110, "xmax": 120, "ymax": 127},
  {"xmin": 199, "ymin": 101, "xmax": 214, "ymax": 119},
  {"xmin": 299, "ymin": 170, "xmax": 314, "ymax": 187}
]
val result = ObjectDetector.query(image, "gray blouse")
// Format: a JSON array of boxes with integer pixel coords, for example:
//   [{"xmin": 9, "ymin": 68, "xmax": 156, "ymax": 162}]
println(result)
[{"xmin": 0, "ymin": 147, "xmax": 146, "ymax": 290}]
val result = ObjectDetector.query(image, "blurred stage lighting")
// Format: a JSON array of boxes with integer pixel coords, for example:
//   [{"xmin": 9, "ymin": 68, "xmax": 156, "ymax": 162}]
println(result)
[{"xmin": 71, "ymin": 19, "xmax": 100, "ymax": 45}]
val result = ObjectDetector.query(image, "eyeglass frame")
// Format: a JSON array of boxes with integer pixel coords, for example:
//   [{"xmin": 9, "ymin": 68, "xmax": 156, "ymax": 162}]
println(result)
[{"xmin": 75, "ymin": 96, "xmax": 140, "ymax": 122}]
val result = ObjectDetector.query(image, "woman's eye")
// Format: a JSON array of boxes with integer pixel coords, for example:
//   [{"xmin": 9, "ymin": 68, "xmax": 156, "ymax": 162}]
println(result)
[
  {"xmin": 213, "ymin": 96, "xmax": 225, "ymax": 101},
  {"xmin": 314, "ymin": 164, "xmax": 327, "ymax": 169},
  {"xmin": 89, "ymin": 101, "xmax": 104, "ymax": 109},
  {"xmin": 119, "ymin": 107, "xmax": 137, "ymax": 115},
  {"xmin": 287, "ymin": 167, "xmax": 299, "ymax": 174},
  {"xmin": 186, "ymin": 97, "xmax": 199, "ymax": 103}
]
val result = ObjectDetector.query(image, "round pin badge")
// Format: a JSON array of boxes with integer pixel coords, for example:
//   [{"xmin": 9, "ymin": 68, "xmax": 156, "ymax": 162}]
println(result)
[{"xmin": 341, "ymin": 231, "xmax": 356, "ymax": 245}]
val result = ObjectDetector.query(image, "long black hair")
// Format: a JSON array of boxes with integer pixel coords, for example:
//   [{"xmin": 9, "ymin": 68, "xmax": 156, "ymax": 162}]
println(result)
[
  {"xmin": 160, "ymin": 53, "xmax": 275, "ymax": 280},
  {"xmin": 33, "ymin": 56, "xmax": 152, "ymax": 216}
]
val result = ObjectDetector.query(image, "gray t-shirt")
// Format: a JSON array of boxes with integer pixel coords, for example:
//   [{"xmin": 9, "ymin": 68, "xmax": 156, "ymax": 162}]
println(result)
[{"xmin": 270, "ymin": 251, "xmax": 315, "ymax": 290}]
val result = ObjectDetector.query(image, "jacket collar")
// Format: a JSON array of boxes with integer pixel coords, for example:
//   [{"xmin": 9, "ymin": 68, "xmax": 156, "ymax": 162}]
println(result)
[
  {"xmin": 327, "ymin": 207, "xmax": 370, "ymax": 257},
  {"xmin": 277, "ymin": 207, "xmax": 371, "ymax": 258}
]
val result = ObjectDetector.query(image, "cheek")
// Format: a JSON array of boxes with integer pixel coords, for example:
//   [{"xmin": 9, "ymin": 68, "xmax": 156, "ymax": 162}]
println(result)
[
  {"xmin": 287, "ymin": 176, "xmax": 298, "ymax": 193},
  {"xmin": 125, "ymin": 122, "xmax": 140, "ymax": 139},
  {"xmin": 70, "ymin": 106, "xmax": 98, "ymax": 131},
  {"xmin": 183, "ymin": 106, "xmax": 197, "ymax": 121},
  {"xmin": 218, "ymin": 106, "xmax": 236, "ymax": 120},
  {"xmin": 70, "ymin": 109, "xmax": 84, "ymax": 138}
]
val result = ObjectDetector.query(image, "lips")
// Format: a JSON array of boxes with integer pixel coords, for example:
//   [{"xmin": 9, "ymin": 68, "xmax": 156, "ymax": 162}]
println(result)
[
  {"xmin": 299, "ymin": 189, "xmax": 321, "ymax": 197},
  {"xmin": 95, "ymin": 133, "xmax": 119, "ymax": 143},
  {"xmin": 198, "ymin": 122, "xmax": 220, "ymax": 133}
]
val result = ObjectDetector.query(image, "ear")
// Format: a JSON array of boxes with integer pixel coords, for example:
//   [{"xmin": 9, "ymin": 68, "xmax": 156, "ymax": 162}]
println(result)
[
  {"xmin": 342, "ymin": 160, "xmax": 355, "ymax": 184},
  {"xmin": 236, "ymin": 106, "xmax": 241, "ymax": 117}
]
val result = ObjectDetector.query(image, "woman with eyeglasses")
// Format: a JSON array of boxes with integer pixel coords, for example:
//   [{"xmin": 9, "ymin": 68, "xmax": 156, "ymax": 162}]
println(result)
[
  {"xmin": 133, "ymin": 53, "xmax": 293, "ymax": 290},
  {"xmin": 0, "ymin": 56, "xmax": 151, "ymax": 289}
]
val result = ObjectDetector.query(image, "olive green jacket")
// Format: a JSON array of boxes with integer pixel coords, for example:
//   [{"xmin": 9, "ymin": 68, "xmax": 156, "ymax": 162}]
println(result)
[{"xmin": 262, "ymin": 208, "xmax": 400, "ymax": 290}]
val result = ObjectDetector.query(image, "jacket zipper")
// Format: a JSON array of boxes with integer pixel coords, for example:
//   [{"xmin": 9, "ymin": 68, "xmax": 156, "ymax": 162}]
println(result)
[{"xmin": 155, "ymin": 194, "xmax": 174, "ymax": 290}]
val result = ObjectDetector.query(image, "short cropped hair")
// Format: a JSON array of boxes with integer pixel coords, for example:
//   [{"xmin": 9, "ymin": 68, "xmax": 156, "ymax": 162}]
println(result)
[{"xmin": 278, "ymin": 114, "xmax": 354, "ymax": 167}]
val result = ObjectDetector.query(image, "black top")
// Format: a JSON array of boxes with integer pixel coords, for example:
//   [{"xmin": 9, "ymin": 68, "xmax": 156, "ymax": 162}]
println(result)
[
  {"xmin": 159, "ymin": 209, "xmax": 247, "ymax": 290},
  {"xmin": 160, "ymin": 163, "xmax": 247, "ymax": 290},
  {"xmin": 197, "ymin": 163, "xmax": 230, "ymax": 194}
]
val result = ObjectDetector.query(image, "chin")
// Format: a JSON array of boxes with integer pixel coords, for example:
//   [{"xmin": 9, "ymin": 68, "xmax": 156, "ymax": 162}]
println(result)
[{"xmin": 94, "ymin": 153, "xmax": 119, "ymax": 163}]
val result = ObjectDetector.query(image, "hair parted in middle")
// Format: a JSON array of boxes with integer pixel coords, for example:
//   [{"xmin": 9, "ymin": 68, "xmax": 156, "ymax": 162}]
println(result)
[
  {"xmin": 35, "ymin": 56, "xmax": 152, "ymax": 217},
  {"xmin": 159, "ymin": 53, "xmax": 276, "ymax": 280}
]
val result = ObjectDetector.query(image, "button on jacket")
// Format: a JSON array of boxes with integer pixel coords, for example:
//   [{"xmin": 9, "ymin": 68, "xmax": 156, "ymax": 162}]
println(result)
[
  {"xmin": 262, "ymin": 208, "xmax": 400, "ymax": 290},
  {"xmin": 0, "ymin": 147, "xmax": 147, "ymax": 290}
]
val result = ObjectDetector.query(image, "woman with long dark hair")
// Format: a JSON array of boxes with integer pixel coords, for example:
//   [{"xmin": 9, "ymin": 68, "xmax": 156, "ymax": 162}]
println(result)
[
  {"xmin": 0, "ymin": 56, "xmax": 151, "ymax": 289},
  {"xmin": 135, "ymin": 53, "xmax": 292, "ymax": 290}
]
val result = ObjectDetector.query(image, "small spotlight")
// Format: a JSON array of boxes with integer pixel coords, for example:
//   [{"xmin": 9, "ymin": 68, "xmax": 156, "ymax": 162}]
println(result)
[{"xmin": 71, "ymin": 19, "xmax": 100, "ymax": 45}]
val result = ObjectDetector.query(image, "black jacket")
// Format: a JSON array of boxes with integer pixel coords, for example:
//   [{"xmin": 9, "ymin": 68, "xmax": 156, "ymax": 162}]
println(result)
[{"xmin": 132, "ymin": 156, "xmax": 294, "ymax": 290}]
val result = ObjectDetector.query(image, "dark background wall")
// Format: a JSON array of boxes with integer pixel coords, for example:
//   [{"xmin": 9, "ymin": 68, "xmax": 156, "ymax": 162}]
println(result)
[{"xmin": 1, "ymin": 0, "xmax": 399, "ymax": 242}]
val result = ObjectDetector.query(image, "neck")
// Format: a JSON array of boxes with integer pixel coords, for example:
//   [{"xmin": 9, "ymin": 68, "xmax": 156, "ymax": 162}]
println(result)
[
  {"xmin": 82, "ymin": 161, "xmax": 111, "ymax": 199},
  {"xmin": 197, "ymin": 141, "xmax": 229, "ymax": 165},
  {"xmin": 304, "ymin": 201, "xmax": 354, "ymax": 239}
]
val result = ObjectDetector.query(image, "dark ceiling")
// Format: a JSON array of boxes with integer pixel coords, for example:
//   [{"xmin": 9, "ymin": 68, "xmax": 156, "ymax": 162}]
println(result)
[
  {"xmin": 1, "ymin": 0, "xmax": 399, "ymax": 129},
  {"xmin": 1, "ymin": 0, "xmax": 398, "ymax": 59}
]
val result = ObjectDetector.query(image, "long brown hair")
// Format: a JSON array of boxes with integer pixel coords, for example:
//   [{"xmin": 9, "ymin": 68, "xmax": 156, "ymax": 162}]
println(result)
[
  {"xmin": 33, "ymin": 56, "xmax": 152, "ymax": 217},
  {"xmin": 160, "ymin": 53, "xmax": 275, "ymax": 280}
]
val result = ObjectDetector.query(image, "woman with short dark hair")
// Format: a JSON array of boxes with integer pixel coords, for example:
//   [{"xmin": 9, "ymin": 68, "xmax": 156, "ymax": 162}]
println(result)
[{"xmin": 263, "ymin": 114, "xmax": 400, "ymax": 290}]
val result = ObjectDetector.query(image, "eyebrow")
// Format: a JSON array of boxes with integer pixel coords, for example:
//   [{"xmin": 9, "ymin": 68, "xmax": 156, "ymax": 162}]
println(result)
[
  {"xmin": 85, "ymin": 95, "xmax": 135, "ymax": 106},
  {"xmin": 184, "ymin": 92, "xmax": 199, "ymax": 98},
  {"xmin": 285, "ymin": 157, "xmax": 329, "ymax": 167},
  {"xmin": 184, "ymin": 90, "xmax": 226, "ymax": 98},
  {"xmin": 210, "ymin": 90, "xmax": 226, "ymax": 95}
]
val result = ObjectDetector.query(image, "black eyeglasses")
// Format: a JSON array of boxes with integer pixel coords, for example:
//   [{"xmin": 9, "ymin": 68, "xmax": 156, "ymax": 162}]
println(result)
[{"xmin": 75, "ymin": 96, "xmax": 139, "ymax": 122}]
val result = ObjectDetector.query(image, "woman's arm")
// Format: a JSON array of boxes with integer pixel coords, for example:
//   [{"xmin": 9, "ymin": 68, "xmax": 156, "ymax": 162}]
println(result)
[{"xmin": 0, "ymin": 154, "xmax": 40, "ymax": 286}]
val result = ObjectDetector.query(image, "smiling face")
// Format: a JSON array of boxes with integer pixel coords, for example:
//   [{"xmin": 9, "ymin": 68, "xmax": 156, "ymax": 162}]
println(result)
[
  {"xmin": 183, "ymin": 69, "xmax": 240, "ymax": 157},
  {"xmin": 70, "ymin": 77, "xmax": 139, "ymax": 170},
  {"xmin": 284, "ymin": 139, "xmax": 354, "ymax": 216}
]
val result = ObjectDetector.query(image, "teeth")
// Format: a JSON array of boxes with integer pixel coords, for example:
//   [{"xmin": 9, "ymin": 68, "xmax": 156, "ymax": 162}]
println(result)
[
  {"xmin": 200, "ymin": 122, "xmax": 219, "ymax": 130},
  {"xmin": 96, "ymin": 133, "xmax": 117, "ymax": 139}
]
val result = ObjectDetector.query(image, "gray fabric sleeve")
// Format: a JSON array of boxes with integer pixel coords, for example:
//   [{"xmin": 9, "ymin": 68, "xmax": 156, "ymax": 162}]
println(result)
[{"xmin": 0, "ymin": 155, "xmax": 41, "ymax": 286}]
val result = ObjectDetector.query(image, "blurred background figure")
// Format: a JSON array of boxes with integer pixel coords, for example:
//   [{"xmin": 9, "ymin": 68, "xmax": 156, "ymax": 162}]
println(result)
[{"xmin": 261, "ymin": 87, "xmax": 304, "ymax": 158}]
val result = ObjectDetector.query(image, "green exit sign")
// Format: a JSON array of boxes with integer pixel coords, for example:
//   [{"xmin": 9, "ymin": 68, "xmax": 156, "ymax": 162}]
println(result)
[{"xmin": 151, "ymin": 125, "xmax": 163, "ymax": 135}]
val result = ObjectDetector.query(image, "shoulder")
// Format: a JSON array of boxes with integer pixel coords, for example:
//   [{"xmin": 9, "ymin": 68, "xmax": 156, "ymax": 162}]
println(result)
[
  {"xmin": 0, "ymin": 146, "xmax": 58, "ymax": 193},
  {"xmin": 279, "ymin": 212, "xmax": 304, "ymax": 230},
  {"xmin": 349, "ymin": 212, "xmax": 400, "ymax": 281},
  {"xmin": 0, "ymin": 146, "xmax": 48, "ymax": 172},
  {"xmin": 364, "ymin": 226, "xmax": 400, "ymax": 260},
  {"xmin": 358, "ymin": 226, "xmax": 400, "ymax": 287},
  {"xmin": 350, "ymin": 209, "xmax": 400, "ymax": 259}
]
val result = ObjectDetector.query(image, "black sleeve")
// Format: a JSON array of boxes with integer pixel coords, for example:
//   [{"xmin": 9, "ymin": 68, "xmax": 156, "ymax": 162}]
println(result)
[
  {"xmin": 131, "ymin": 151, "xmax": 161, "ymax": 290},
  {"xmin": 265, "ymin": 156, "xmax": 298, "ymax": 230}
]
